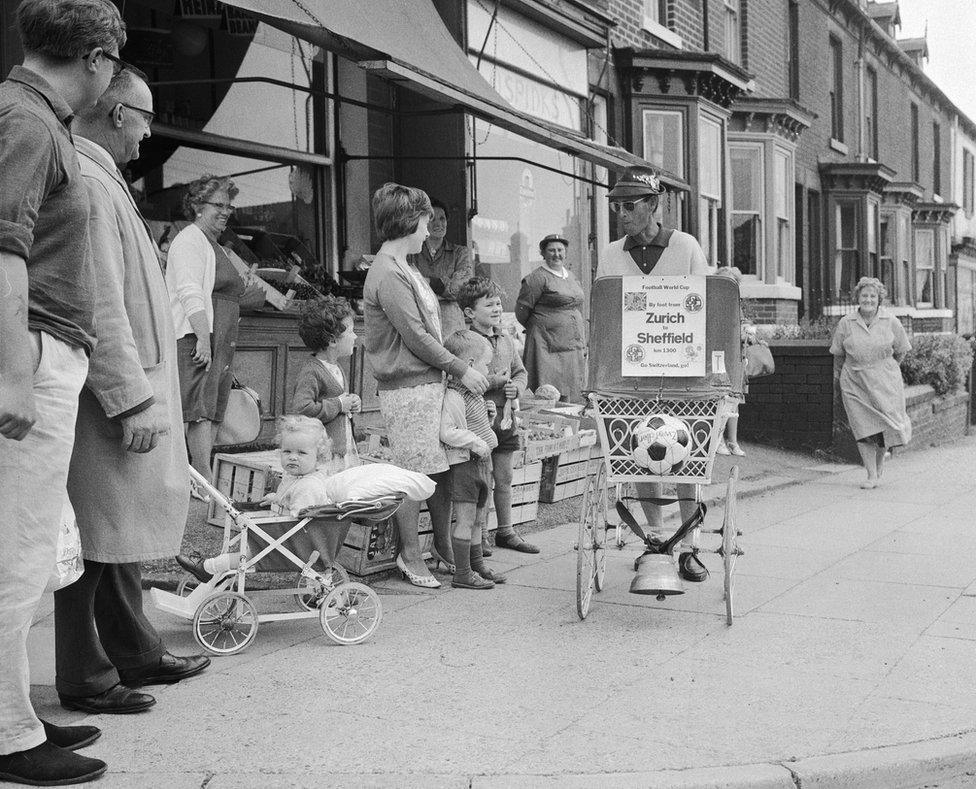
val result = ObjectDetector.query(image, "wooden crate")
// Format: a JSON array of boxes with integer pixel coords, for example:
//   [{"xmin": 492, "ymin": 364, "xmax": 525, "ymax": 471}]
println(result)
[
  {"xmin": 208, "ymin": 451, "xmax": 282, "ymax": 526},
  {"xmin": 538, "ymin": 443, "xmax": 602, "ymax": 503},
  {"xmin": 418, "ymin": 460, "xmax": 542, "ymax": 530},
  {"xmin": 338, "ymin": 519, "xmax": 433, "ymax": 577}
]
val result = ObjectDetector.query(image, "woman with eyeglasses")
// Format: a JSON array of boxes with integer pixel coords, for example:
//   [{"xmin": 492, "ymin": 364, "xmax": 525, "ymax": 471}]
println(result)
[
  {"xmin": 515, "ymin": 233, "xmax": 586, "ymax": 403},
  {"xmin": 166, "ymin": 174, "xmax": 263, "ymax": 484}
]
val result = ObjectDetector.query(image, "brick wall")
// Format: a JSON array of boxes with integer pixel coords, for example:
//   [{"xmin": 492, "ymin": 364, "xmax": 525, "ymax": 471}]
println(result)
[
  {"xmin": 668, "ymin": 0, "xmax": 704, "ymax": 50},
  {"xmin": 740, "ymin": 0, "xmax": 787, "ymax": 96},
  {"xmin": 743, "ymin": 298, "xmax": 799, "ymax": 325},
  {"xmin": 739, "ymin": 341, "xmax": 835, "ymax": 451},
  {"xmin": 905, "ymin": 387, "xmax": 970, "ymax": 451},
  {"xmin": 740, "ymin": 341, "xmax": 969, "ymax": 460}
]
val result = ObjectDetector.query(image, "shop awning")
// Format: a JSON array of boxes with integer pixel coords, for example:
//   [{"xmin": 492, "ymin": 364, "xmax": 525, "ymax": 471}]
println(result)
[{"xmin": 219, "ymin": 0, "xmax": 687, "ymax": 189}]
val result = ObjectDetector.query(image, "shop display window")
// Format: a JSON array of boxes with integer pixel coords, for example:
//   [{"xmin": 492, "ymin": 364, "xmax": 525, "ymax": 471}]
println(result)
[
  {"xmin": 470, "ymin": 123, "xmax": 587, "ymax": 313},
  {"xmin": 118, "ymin": 2, "xmax": 332, "ymax": 285}
]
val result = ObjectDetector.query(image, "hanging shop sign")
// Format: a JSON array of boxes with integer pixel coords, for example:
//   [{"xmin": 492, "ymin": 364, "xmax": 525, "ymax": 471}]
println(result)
[
  {"xmin": 620, "ymin": 276, "xmax": 706, "ymax": 377},
  {"xmin": 178, "ymin": 0, "xmax": 222, "ymax": 20}
]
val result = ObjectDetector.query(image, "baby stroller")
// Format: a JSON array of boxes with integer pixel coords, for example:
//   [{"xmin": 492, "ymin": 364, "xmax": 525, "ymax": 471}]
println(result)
[{"xmin": 151, "ymin": 466, "xmax": 402, "ymax": 655}]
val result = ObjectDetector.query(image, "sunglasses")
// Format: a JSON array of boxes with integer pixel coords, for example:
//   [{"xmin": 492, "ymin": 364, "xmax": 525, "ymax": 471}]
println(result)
[{"xmin": 609, "ymin": 196, "xmax": 654, "ymax": 213}]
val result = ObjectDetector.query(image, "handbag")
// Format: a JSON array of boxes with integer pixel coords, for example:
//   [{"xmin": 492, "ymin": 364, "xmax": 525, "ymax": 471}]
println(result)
[
  {"xmin": 744, "ymin": 341, "xmax": 775, "ymax": 378},
  {"xmin": 215, "ymin": 378, "xmax": 262, "ymax": 445},
  {"xmin": 46, "ymin": 499, "xmax": 83, "ymax": 592}
]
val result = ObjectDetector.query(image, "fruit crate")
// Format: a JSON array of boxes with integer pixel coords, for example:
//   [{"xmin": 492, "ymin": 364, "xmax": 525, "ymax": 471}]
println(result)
[{"xmin": 538, "ymin": 440, "xmax": 602, "ymax": 503}]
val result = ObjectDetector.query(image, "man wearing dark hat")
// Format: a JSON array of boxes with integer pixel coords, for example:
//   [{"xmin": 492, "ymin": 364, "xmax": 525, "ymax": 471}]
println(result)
[
  {"xmin": 599, "ymin": 166, "xmax": 709, "ymax": 583},
  {"xmin": 597, "ymin": 166, "xmax": 708, "ymax": 278}
]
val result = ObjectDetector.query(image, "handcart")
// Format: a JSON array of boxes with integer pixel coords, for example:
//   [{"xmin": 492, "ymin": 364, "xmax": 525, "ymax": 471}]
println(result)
[
  {"xmin": 576, "ymin": 275, "xmax": 744, "ymax": 624},
  {"xmin": 151, "ymin": 466, "xmax": 401, "ymax": 654}
]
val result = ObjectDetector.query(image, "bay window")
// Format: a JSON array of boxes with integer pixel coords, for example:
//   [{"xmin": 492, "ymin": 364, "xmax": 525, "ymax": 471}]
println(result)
[
  {"xmin": 730, "ymin": 144, "xmax": 763, "ymax": 276},
  {"xmin": 699, "ymin": 114, "xmax": 723, "ymax": 264},
  {"xmin": 834, "ymin": 201, "xmax": 860, "ymax": 297},
  {"xmin": 914, "ymin": 228, "xmax": 935, "ymax": 306},
  {"xmin": 774, "ymin": 149, "xmax": 792, "ymax": 280},
  {"xmin": 642, "ymin": 110, "xmax": 685, "ymax": 178}
]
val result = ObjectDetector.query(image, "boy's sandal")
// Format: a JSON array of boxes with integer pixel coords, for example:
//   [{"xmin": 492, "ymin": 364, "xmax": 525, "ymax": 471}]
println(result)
[{"xmin": 451, "ymin": 571, "xmax": 495, "ymax": 590}]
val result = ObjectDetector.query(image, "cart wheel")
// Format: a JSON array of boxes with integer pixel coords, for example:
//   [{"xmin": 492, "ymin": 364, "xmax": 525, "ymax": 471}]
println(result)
[
  {"xmin": 593, "ymin": 464, "xmax": 609, "ymax": 592},
  {"xmin": 320, "ymin": 582, "xmax": 382, "ymax": 645},
  {"xmin": 192, "ymin": 591, "xmax": 258, "ymax": 655},
  {"xmin": 294, "ymin": 565, "xmax": 350, "ymax": 611},
  {"xmin": 721, "ymin": 466, "xmax": 740, "ymax": 626},
  {"xmin": 576, "ymin": 468, "xmax": 598, "ymax": 619},
  {"xmin": 176, "ymin": 575, "xmax": 198, "ymax": 597}
]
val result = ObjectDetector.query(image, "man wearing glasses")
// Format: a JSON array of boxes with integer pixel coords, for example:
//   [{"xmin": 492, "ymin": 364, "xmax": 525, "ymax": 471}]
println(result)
[
  {"xmin": 54, "ymin": 66, "xmax": 209, "ymax": 730},
  {"xmin": 598, "ymin": 166, "xmax": 710, "ymax": 585},
  {"xmin": 0, "ymin": 0, "xmax": 126, "ymax": 785},
  {"xmin": 598, "ymin": 166, "xmax": 709, "ymax": 278}
]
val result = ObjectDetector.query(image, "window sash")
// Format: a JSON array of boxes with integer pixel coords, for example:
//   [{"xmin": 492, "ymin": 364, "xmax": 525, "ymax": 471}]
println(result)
[
  {"xmin": 829, "ymin": 38, "xmax": 844, "ymax": 141},
  {"xmin": 914, "ymin": 227, "xmax": 935, "ymax": 307},
  {"xmin": 699, "ymin": 115, "xmax": 723, "ymax": 201},
  {"xmin": 642, "ymin": 110, "xmax": 684, "ymax": 179}
]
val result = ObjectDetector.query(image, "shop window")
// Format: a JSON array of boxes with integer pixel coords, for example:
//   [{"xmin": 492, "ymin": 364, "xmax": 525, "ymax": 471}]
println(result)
[
  {"xmin": 834, "ymin": 201, "xmax": 860, "ymax": 297},
  {"xmin": 730, "ymin": 144, "xmax": 763, "ymax": 276},
  {"xmin": 964, "ymin": 149, "xmax": 975, "ymax": 215},
  {"xmin": 698, "ymin": 115, "xmax": 724, "ymax": 264},
  {"xmin": 774, "ymin": 149, "xmax": 792, "ymax": 280},
  {"xmin": 914, "ymin": 227, "xmax": 935, "ymax": 307},
  {"xmin": 910, "ymin": 103, "xmax": 920, "ymax": 183},
  {"xmin": 470, "ymin": 121, "xmax": 587, "ymax": 313},
  {"xmin": 933, "ymin": 121, "xmax": 942, "ymax": 196},
  {"xmin": 642, "ymin": 110, "xmax": 685, "ymax": 179},
  {"xmin": 829, "ymin": 37, "xmax": 844, "ymax": 142},
  {"xmin": 865, "ymin": 67, "xmax": 878, "ymax": 161},
  {"xmin": 724, "ymin": 0, "xmax": 741, "ymax": 65}
]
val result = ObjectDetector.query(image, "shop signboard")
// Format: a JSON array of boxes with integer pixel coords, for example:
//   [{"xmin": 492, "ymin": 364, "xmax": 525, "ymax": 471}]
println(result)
[
  {"xmin": 179, "ymin": 0, "xmax": 222, "ymax": 19},
  {"xmin": 620, "ymin": 276, "xmax": 706, "ymax": 377}
]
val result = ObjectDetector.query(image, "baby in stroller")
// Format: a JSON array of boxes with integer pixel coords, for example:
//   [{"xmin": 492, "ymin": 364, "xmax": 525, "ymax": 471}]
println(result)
[{"xmin": 177, "ymin": 415, "xmax": 434, "ymax": 583}]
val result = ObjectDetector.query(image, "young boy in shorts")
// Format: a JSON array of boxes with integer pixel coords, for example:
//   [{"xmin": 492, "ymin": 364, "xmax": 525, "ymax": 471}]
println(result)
[
  {"xmin": 440, "ymin": 330, "xmax": 506, "ymax": 589},
  {"xmin": 456, "ymin": 277, "xmax": 539, "ymax": 554}
]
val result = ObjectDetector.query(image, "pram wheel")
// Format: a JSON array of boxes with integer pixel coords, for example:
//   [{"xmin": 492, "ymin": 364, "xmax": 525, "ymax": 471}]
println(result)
[
  {"xmin": 295, "ymin": 565, "xmax": 350, "ymax": 611},
  {"xmin": 193, "ymin": 591, "xmax": 259, "ymax": 655},
  {"xmin": 176, "ymin": 576, "xmax": 198, "ymax": 597},
  {"xmin": 319, "ymin": 582, "xmax": 382, "ymax": 645}
]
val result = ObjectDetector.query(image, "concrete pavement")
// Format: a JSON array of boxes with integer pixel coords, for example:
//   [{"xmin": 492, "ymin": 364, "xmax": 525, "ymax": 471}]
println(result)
[{"xmin": 19, "ymin": 435, "xmax": 976, "ymax": 788}]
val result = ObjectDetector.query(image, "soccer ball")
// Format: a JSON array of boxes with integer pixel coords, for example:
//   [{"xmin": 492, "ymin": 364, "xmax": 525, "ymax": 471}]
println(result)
[{"xmin": 630, "ymin": 414, "xmax": 692, "ymax": 474}]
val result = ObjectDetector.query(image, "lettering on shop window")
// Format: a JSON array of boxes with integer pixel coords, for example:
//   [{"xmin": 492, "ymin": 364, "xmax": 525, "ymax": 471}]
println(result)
[{"xmin": 179, "ymin": 0, "xmax": 221, "ymax": 18}]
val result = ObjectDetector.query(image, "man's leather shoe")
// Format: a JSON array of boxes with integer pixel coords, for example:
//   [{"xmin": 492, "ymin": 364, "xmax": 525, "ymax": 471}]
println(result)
[
  {"xmin": 678, "ymin": 551, "xmax": 708, "ymax": 582},
  {"xmin": 119, "ymin": 652, "xmax": 210, "ymax": 687},
  {"xmin": 0, "ymin": 741, "xmax": 106, "ymax": 786},
  {"xmin": 59, "ymin": 683, "xmax": 155, "ymax": 714},
  {"xmin": 493, "ymin": 531, "xmax": 540, "ymax": 554},
  {"xmin": 176, "ymin": 554, "xmax": 212, "ymax": 583},
  {"xmin": 40, "ymin": 720, "xmax": 101, "ymax": 750}
]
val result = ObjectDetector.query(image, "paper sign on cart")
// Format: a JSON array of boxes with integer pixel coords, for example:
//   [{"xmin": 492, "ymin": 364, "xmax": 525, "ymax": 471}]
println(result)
[{"xmin": 620, "ymin": 276, "xmax": 706, "ymax": 377}]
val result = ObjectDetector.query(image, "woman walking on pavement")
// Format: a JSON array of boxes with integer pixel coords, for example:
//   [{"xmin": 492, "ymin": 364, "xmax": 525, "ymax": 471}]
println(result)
[{"xmin": 829, "ymin": 277, "xmax": 912, "ymax": 489}]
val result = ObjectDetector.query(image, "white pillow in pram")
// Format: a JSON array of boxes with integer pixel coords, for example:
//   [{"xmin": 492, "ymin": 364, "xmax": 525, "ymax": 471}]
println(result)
[{"xmin": 324, "ymin": 463, "xmax": 435, "ymax": 503}]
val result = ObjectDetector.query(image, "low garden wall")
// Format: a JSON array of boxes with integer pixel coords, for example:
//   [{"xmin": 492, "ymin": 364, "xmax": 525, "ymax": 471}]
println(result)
[{"xmin": 739, "ymin": 340, "xmax": 970, "ymax": 462}]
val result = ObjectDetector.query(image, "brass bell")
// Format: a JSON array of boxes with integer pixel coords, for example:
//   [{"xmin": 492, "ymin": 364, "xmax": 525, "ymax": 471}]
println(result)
[{"xmin": 629, "ymin": 553, "xmax": 685, "ymax": 600}]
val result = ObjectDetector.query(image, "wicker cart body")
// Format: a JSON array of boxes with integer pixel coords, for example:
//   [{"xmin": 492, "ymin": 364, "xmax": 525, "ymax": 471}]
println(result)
[{"xmin": 576, "ymin": 275, "xmax": 744, "ymax": 623}]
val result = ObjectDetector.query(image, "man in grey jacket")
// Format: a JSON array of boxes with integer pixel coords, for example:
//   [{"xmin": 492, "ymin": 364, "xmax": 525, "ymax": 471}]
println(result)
[{"xmin": 54, "ymin": 68, "xmax": 209, "ymax": 723}]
